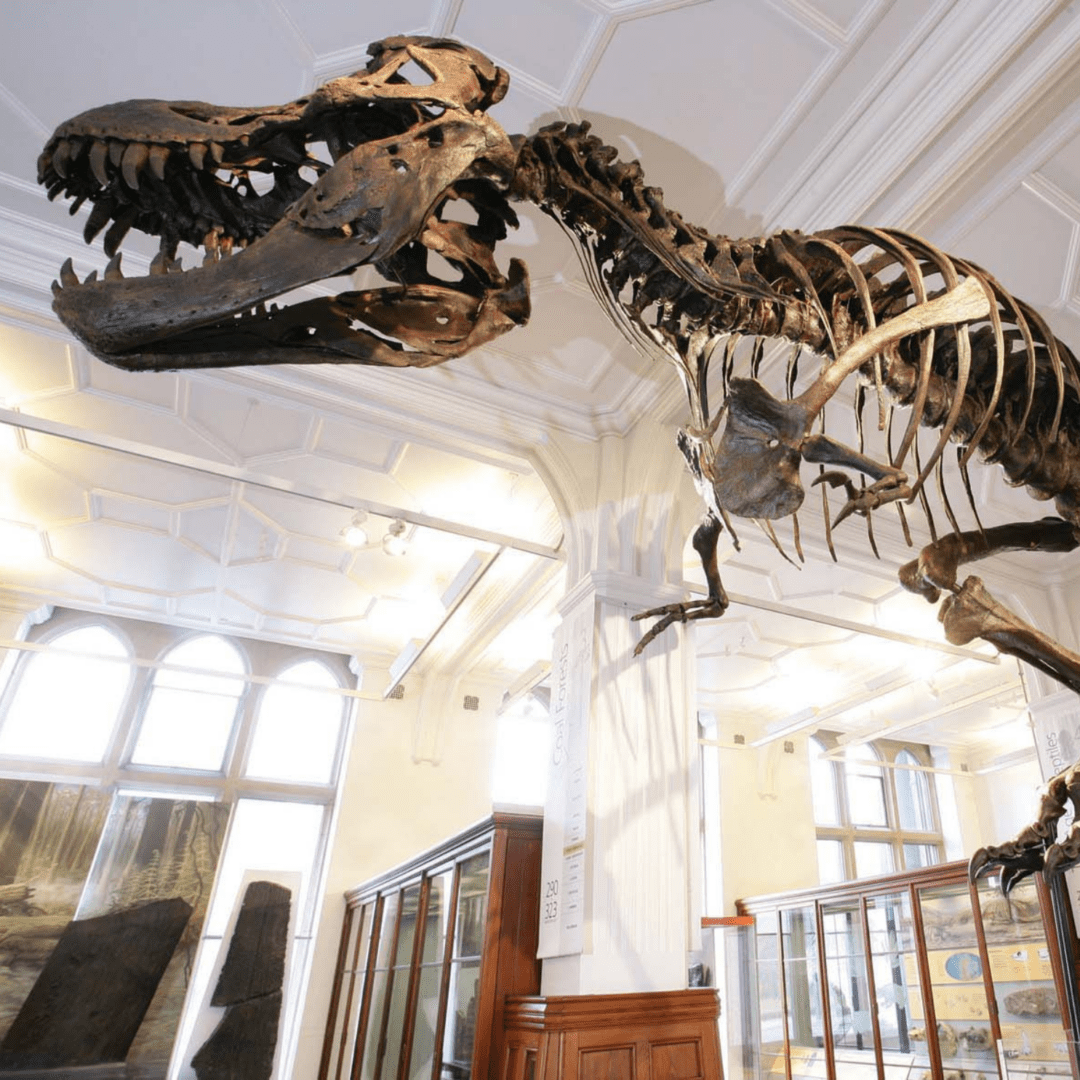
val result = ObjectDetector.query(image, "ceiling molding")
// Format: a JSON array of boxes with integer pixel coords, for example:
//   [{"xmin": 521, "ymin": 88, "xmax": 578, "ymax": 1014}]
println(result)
[
  {"xmin": 764, "ymin": 0, "xmax": 1063, "ymax": 230},
  {"xmin": 878, "ymin": 4, "xmax": 1080, "ymax": 236}
]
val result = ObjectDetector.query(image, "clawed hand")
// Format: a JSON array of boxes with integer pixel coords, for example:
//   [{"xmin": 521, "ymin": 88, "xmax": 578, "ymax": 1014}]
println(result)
[
  {"xmin": 812, "ymin": 469, "xmax": 912, "ymax": 527},
  {"xmin": 631, "ymin": 596, "xmax": 728, "ymax": 655}
]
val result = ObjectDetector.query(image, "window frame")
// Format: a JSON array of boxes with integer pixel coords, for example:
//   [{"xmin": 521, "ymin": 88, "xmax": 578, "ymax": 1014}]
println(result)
[
  {"xmin": 811, "ymin": 732, "xmax": 944, "ymax": 882},
  {"xmin": 0, "ymin": 606, "xmax": 358, "ymax": 1078},
  {"xmin": 0, "ymin": 617, "xmax": 136, "ymax": 770}
]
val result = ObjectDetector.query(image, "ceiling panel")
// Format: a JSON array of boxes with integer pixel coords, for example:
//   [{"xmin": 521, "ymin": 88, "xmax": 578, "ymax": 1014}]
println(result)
[
  {"xmin": 580, "ymin": 2, "xmax": 831, "ymax": 219},
  {"xmin": 0, "ymin": 0, "xmax": 304, "ymax": 137},
  {"xmin": 455, "ymin": 0, "xmax": 601, "ymax": 94},
  {"xmin": 280, "ymin": 0, "xmax": 436, "ymax": 58}
]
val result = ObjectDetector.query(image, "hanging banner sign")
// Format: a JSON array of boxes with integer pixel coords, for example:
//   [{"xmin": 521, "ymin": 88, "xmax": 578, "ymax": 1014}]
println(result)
[{"xmin": 537, "ymin": 600, "xmax": 593, "ymax": 959}]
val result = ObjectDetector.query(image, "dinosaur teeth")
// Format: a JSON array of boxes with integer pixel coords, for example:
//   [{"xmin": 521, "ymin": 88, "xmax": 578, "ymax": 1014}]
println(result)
[
  {"xmin": 209, "ymin": 142, "xmax": 224, "ymax": 165},
  {"xmin": 105, "ymin": 252, "xmax": 124, "ymax": 281},
  {"xmin": 89, "ymin": 140, "xmax": 110, "ymax": 187},
  {"xmin": 60, "ymin": 258, "xmax": 78, "ymax": 288},
  {"xmin": 108, "ymin": 140, "xmax": 125, "ymax": 167},
  {"xmin": 103, "ymin": 207, "xmax": 137, "ymax": 257},
  {"xmin": 148, "ymin": 145, "xmax": 169, "ymax": 181},
  {"xmin": 51, "ymin": 140, "xmax": 72, "ymax": 179},
  {"xmin": 121, "ymin": 142, "xmax": 149, "ymax": 189},
  {"xmin": 83, "ymin": 201, "xmax": 112, "ymax": 245},
  {"xmin": 189, "ymin": 143, "xmax": 208, "ymax": 171}
]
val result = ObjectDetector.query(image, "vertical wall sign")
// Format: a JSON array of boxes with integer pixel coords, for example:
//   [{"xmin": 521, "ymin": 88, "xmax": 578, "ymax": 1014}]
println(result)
[
  {"xmin": 1028, "ymin": 694, "xmax": 1080, "ymax": 934},
  {"xmin": 537, "ymin": 599, "xmax": 593, "ymax": 959}
]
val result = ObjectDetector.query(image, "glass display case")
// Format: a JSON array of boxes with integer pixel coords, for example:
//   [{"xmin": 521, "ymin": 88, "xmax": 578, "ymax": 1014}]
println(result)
[
  {"xmin": 320, "ymin": 813, "xmax": 542, "ymax": 1080},
  {"xmin": 736, "ymin": 862, "xmax": 1079, "ymax": 1080}
]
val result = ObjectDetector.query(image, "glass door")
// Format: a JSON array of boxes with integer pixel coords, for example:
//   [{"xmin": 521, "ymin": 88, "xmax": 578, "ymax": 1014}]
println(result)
[
  {"xmin": 360, "ymin": 892, "xmax": 401, "ymax": 1080},
  {"xmin": 976, "ymin": 875, "xmax": 1073, "ymax": 1076},
  {"xmin": 407, "ymin": 869, "xmax": 454, "ymax": 1080},
  {"xmin": 781, "ymin": 906, "xmax": 825, "ymax": 1080},
  {"xmin": 916, "ymin": 881, "xmax": 998, "ymax": 1077},
  {"xmin": 820, "ymin": 899, "xmax": 875, "ymax": 1078},
  {"xmin": 441, "ymin": 851, "xmax": 491, "ymax": 1080},
  {"xmin": 751, "ymin": 909, "xmax": 787, "ymax": 1080},
  {"xmin": 865, "ymin": 890, "xmax": 929, "ymax": 1080}
]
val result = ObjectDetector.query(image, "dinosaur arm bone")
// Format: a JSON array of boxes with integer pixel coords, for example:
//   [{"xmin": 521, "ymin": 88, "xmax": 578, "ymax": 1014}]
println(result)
[{"xmin": 900, "ymin": 518, "xmax": 1079, "ymax": 602}]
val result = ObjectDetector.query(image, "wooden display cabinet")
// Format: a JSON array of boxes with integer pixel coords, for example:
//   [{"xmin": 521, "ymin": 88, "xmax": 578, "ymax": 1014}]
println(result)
[
  {"xmin": 319, "ymin": 812, "xmax": 543, "ymax": 1080},
  {"xmin": 737, "ymin": 861, "xmax": 1079, "ymax": 1080}
]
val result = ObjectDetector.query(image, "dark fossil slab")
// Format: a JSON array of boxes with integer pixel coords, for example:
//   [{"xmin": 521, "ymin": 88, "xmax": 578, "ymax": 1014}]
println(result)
[
  {"xmin": 0, "ymin": 896, "xmax": 192, "ymax": 1069},
  {"xmin": 192, "ymin": 880, "xmax": 291, "ymax": 1080}
]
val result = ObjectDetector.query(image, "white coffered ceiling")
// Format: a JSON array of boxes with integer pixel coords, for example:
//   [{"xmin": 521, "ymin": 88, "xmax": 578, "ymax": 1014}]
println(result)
[{"xmin": 0, "ymin": 0, "xmax": 1078, "ymax": 763}]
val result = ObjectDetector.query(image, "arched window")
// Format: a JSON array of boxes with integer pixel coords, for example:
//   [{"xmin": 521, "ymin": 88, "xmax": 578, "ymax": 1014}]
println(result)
[
  {"xmin": 810, "ymin": 735, "xmax": 839, "ymax": 825},
  {"xmin": 130, "ymin": 635, "xmax": 246, "ymax": 771},
  {"xmin": 810, "ymin": 735, "xmax": 943, "ymax": 882},
  {"xmin": 244, "ymin": 660, "xmax": 346, "ymax": 784},
  {"xmin": 491, "ymin": 692, "xmax": 550, "ymax": 806},
  {"xmin": 0, "ymin": 624, "xmax": 130, "ymax": 762}
]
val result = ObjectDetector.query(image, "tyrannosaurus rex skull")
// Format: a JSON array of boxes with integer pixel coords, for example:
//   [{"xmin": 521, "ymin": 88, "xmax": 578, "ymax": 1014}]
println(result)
[{"xmin": 40, "ymin": 36, "xmax": 530, "ymax": 371}]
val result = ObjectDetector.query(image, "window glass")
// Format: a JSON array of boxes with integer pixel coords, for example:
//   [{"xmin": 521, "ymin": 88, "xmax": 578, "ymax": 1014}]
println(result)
[
  {"xmin": 903, "ymin": 842, "xmax": 939, "ymax": 870},
  {"xmin": 845, "ymin": 746, "xmax": 888, "ymax": 828},
  {"xmin": 817, "ymin": 839, "xmax": 844, "ymax": 884},
  {"xmin": 894, "ymin": 749, "xmax": 934, "ymax": 831},
  {"xmin": 853, "ymin": 840, "xmax": 895, "ymax": 879},
  {"xmin": 810, "ymin": 737, "xmax": 839, "ymax": 825},
  {"xmin": 244, "ymin": 660, "xmax": 345, "ymax": 784},
  {"xmin": 0, "ymin": 626, "xmax": 129, "ymax": 762},
  {"xmin": 205, "ymin": 797, "xmax": 325, "ymax": 936},
  {"xmin": 491, "ymin": 697, "xmax": 549, "ymax": 805},
  {"xmin": 130, "ymin": 635, "xmax": 244, "ymax": 771}
]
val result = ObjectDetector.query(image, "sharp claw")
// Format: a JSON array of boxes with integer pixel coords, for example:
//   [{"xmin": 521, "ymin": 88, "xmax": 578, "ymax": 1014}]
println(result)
[
  {"xmin": 832, "ymin": 500, "xmax": 860, "ymax": 528},
  {"xmin": 968, "ymin": 847, "xmax": 991, "ymax": 883}
]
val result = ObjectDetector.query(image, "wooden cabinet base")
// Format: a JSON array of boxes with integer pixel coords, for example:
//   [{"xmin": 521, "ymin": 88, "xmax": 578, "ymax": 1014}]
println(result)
[{"xmin": 501, "ymin": 989, "xmax": 723, "ymax": 1080}]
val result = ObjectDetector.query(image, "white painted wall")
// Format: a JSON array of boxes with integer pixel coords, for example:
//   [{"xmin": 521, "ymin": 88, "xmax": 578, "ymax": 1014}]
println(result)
[
  {"xmin": 719, "ymin": 733, "xmax": 819, "ymax": 911},
  {"xmin": 292, "ymin": 672, "xmax": 500, "ymax": 1079}
]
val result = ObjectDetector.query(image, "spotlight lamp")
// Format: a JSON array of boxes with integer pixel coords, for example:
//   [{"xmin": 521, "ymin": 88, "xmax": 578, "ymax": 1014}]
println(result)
[
  {"xmin": 383, "ymin": 519, "xmax": 408, "ymax": 556},
  {"xmin": 340, "ymin": 511, "xmax": 369, "ymax": 548}
]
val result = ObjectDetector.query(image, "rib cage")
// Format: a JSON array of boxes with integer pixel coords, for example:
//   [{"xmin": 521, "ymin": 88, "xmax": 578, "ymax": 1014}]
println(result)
[{"xmin": 514, "ymin": 121, "xmax": 1080, "ymax": 532}]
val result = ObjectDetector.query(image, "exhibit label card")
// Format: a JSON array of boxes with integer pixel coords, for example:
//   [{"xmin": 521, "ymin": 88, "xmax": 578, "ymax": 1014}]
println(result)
[{"xmin": 537, "ymin": 600, "xmax": 593, "ymax": 959}]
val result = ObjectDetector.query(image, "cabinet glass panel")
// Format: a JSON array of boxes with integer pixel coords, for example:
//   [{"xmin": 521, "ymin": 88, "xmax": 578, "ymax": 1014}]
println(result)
[
  {"xmin": 916, "ymin": 882, "xmax": 996, "ymax": 1076},
  {"xmin": 441, "ymin": 852, "xmax": 491, "ymax": 1080},
  {"xmin": 865, "ymin": 891, "xmax": 928, "ymax": 1080},
  {"xmin": 977, "ymin": 875, "xmax": 1071, "ymax": 1075},
  {"xmin": 334, "ymin": 902, "xmax": 375, "ymax": 1079},
  {"xmin": 781, "ymin": 906, "xmax": 826, "ymax": 1080},
  {"xmin": 821, "ymin": 899, "xmax": 875, "ymax": 1077},
  {"xmin": 753, "ymin": 910, "xmax": 786, "ymax": 1080},
  {"xmin": 325, "ymin": 908, "xmax": 360, "ymax": 1079},
  {"xmin": 360, "ymin": 893, "xmax": 401, "ymax": 1080},
  {"xmin": 383, "ymin": 884, "xmax": 423, "ymax": 1080},
  {"xmin": 408, "ymin": 871, "xmax": 454, "ymax": 1080}
]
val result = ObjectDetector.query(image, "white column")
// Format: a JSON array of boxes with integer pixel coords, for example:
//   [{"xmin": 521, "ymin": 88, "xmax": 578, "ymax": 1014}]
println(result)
[{"xmin": 539, "ymin": 567, "xmax": 700, "ymax": 995}]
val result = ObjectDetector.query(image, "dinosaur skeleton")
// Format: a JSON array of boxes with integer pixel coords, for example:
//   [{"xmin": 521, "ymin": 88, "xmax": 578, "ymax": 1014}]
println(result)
[{"xmin": 36, "ymin": 36, "xmax": 1080, "ymax": 887}]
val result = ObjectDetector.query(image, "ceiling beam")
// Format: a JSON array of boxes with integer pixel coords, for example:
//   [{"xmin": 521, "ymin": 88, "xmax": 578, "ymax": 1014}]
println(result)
[
  {"xmin": 0, "ymin": 407, "xmax": 564, "ymax": 561},
  {"xmin": 686, "ymin": 580, "xmax": 999, "ymax": 663}
]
